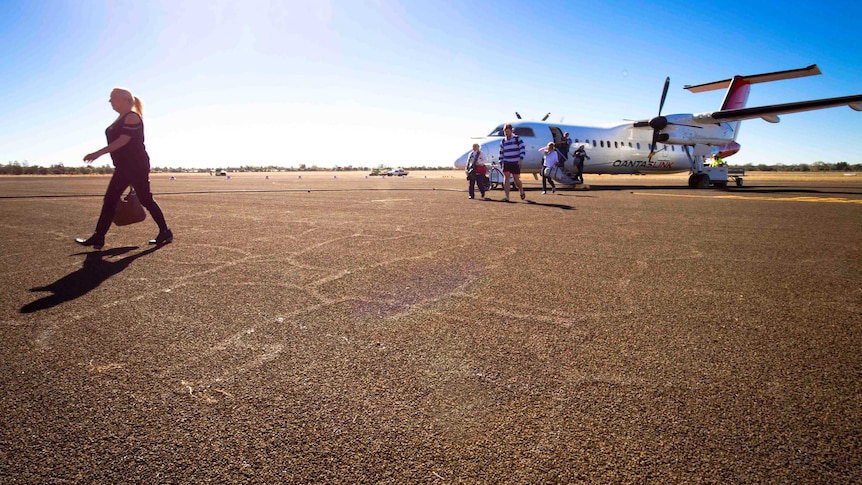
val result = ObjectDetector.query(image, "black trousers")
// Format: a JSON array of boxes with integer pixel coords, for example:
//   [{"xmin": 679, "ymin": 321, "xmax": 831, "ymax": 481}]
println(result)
[
  {"xmin": 94, "ymin": 163, "xmax": 168, "ymax": 236},
  {"xmin": 574, "ymin": 158, "xmax": 584, "ymax": 182},
  {"xmin": 469, "ymin": 174, "xmax": 487, "ymax": 198}
]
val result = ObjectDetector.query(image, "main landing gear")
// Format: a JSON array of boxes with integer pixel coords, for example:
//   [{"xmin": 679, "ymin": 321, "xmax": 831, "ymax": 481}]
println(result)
[
  {"xmin": 688, "ymin": 173, "xmax": 711, "ymax": 189},
  {"xmin": 683, "ymin": 145, "xmax": 745, "ymax": 189}
]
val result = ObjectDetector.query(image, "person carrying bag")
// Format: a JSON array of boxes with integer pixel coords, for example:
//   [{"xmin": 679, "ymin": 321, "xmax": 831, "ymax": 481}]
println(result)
[
  {"xmin": 75, "ymin": 87, "xmax": 173, "ymax": 250},
  {"xmin": 538, "ymin": 142, "xmax": 559, "ymax": 194},
  {"xmin": 465, "ymin": 143, "xmax": 488, "ymax": 200},
  {"xmin": 112, "ymin": 189, "xmax": 147, "ymax": 226}
]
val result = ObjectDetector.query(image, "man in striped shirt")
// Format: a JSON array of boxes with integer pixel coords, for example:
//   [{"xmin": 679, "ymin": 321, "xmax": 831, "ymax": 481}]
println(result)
[{"xmin": 499, "ymin": 123, "xmax": 526, "ymax": 201}]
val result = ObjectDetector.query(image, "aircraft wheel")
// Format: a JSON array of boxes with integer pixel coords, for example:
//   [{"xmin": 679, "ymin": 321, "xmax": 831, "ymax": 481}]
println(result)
[
  {"xmin": 688, "ymin": 174, "xmax": 698, "ymax": 188},
  {"xmin": 697, "ymin": 173, "xmax": 711, "ymax": 189},
  {"xmin": 736, "ymin": 178, "xmax": 744, "ymax": 187}
]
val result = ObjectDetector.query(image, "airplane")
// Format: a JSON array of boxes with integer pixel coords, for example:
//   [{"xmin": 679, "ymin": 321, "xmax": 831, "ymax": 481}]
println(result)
[{"xmin": 454, "ymin": 65, "xmax": 862, "ymax": 188}]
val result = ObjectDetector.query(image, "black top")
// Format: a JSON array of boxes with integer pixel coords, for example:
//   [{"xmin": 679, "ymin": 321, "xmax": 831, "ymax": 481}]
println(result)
[{"xmin": 105, "ymin": 112, "xmax": 149, "ymax": 167}]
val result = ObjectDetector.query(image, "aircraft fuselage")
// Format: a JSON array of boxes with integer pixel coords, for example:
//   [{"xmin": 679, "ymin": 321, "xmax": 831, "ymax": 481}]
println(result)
[
  {"xmin": 454, "ymin": 121, "xmax": 695, "ymax": 176},
  {"xmin": 454, "ymin": 65, "xmax": 862, "ymax": 187}
]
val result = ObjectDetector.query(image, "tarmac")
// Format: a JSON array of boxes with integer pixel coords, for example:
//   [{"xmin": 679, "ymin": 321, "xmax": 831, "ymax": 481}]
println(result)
[{"xmin": 1, "ymin": 171, "xmax": 860, "ymax": 483}]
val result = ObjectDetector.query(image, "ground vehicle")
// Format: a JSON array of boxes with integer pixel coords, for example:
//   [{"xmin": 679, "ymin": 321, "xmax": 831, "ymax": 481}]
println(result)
[
  {"xmin": 383, "ymin": 168, "xmax": 408, "ymax": 177},
  {"xmin": 370, "ymin": 167, "xmax": 409, "ymax": 177}
]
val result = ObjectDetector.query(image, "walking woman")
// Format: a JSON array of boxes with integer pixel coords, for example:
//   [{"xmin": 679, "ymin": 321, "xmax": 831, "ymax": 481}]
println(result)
[
  {"xmin": 76, "ymin": 88, "xmax": 172, "ymax": 249},
  {"xmin": 465, "ymin": 143, "xmax": 488, "ymax": 200},
  {"xmin": 538, "ymin": 142, "xmax": 559, "ymax": 194}
]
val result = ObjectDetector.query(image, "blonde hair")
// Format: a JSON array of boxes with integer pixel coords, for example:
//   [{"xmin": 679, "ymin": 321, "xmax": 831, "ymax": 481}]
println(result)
[{"xmin": 112, "ymin": 87, "xmax": 144, "ymax": 117}]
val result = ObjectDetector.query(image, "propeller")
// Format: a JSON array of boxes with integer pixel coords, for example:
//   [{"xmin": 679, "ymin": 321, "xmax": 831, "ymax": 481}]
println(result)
[
  {"xmin": 515, "ymin": 112, "xmax": 522, "ymax": 119},
  {"xmin": 541, "ymin": 112, "xmax": 550, "ymax": 121},
  {"xmin": 643, "ymin": 77, "xmax": 670, "ymax": 160},
  {"xmin": 634, "ymin": 77, "xmax": 703, "ymax": 161}
]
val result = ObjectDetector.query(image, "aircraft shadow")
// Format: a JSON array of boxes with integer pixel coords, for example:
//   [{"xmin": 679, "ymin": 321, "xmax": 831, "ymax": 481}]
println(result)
[
  {"xmin": 725, "ymin": 186, "xmax": 862, "ymax": 196},
  {"xmin": 546, "ymin": 184, "xmax": 861, "ymax": 195},
  {"xmin": 563, "ymin": 184, "xmax": 698, "ymax": 191},
  {"xmin": 20, "ymin": 245, "xmax": 162, "ymax": 314}
]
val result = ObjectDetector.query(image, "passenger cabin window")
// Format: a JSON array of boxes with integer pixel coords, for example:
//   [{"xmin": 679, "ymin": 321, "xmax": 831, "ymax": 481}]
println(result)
[
  {"xmin": 600, "ymin": 140, "xmax": 604, "ymax": 148},
  {"xmin": 614, "ymin": 141, "xmax": 618, "ymax": 148},
  {"xmin": 637, "ymin": 143, "xmax": 641, "ymax": 150},
  {"xmin": 592, "ymin": 140, "xmax": 596, "ymax": 147}
]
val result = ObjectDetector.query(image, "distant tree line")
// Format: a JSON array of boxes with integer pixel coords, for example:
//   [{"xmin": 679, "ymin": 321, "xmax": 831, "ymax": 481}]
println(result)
[
  {"xmin": 200, "ymin": 164, "xmax": 458, "ymax": 173},
  {"xmin": 3, "ymin": 160, "xmax": 860, "ymax": 175},
  {"xmin": 731, "ymin": 161, "xmax": 861, "ymax": 172},
  {"xmin": 0, "ymin": 161, "xmax": 114, "ymax": 175}
]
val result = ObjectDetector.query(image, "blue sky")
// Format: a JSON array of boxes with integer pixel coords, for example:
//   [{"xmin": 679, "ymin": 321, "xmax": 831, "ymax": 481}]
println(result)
[{"xmin": 2, "ymin": 0, "xmax": 861, "ymax": 169}]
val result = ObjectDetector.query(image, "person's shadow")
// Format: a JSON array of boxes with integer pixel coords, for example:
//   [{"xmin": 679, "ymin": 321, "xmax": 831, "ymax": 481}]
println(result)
[{"xmin": 20, "ymin": 245, "xmax": 162, "ymax": 313}]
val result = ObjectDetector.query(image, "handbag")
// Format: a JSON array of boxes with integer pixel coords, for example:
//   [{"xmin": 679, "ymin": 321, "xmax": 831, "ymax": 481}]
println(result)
[
  {"xmin": 113, "ymin": 189, "xmax": 147, "ymax": 226},
  {"xmin": 466, "ymin": 152, "xmax": 479, "ymax": 180}
]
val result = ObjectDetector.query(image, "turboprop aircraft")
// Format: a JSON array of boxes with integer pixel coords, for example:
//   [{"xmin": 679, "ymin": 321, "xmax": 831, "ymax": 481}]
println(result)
[{"xmin": 454, "ymin": 65, "xmax": 862, "ymax": 188}]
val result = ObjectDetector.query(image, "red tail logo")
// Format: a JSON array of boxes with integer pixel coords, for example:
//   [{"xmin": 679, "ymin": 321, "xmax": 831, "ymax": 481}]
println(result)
[{"xmin": 720, "ymin": 76, "xmax": 751, "ymax": 111}]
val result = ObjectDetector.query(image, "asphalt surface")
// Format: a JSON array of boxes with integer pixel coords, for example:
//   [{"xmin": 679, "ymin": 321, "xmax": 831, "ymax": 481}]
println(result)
[{"xmin": 1, "ymin": 172, "xmax": 860, "ymax": 483}]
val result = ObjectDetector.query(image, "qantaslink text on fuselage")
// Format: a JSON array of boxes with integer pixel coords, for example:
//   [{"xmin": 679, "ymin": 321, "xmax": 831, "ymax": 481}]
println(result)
[{"xmin": 612, "ymin": 160, "xmax": 675, "ymax": 169}]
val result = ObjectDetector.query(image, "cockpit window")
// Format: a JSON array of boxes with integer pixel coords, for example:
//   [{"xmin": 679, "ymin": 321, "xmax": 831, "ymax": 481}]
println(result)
[{"xmin": 487, "ymin": 125, "xmax": 535, "ymax": 137}]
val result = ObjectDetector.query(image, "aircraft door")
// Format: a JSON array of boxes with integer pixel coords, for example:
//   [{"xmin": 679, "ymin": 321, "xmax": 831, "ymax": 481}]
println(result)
[
  {"xmin": 547, "ymin": 126, "xmax": 570, "ymax": 162},
  {"xmin": 548, "ymin": 126, "xmax": 564, "ymax": 145}
]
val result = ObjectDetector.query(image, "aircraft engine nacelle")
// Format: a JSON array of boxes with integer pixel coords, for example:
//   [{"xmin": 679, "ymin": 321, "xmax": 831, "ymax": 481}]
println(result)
[{"xmin": 661, "ymin": 120, "xmax": 735, "ymax": 146}]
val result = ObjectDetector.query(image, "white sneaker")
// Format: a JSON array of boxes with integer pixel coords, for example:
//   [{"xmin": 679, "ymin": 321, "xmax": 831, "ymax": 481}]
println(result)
[{"xmin": 541, "ymin": 191, "xmax": 546, "ymax": 195}]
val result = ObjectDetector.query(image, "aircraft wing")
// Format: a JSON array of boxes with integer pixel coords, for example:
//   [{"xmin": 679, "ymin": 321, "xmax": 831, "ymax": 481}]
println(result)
[
  {"xmin": 694, "ymin": 94, "xmax": 862, "ymax": 124},
  {"xmin": 683, "ymin": 64, "xmax": 822, "ymax": 92}
]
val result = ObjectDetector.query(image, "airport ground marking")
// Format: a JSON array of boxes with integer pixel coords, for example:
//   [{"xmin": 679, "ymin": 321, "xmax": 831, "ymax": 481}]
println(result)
[
  {"xmin": 632, "ymin": 192, "xmax": 862, "ymax": 205},
  {"xmin": 370, "ymin": 198, "xmax": 413, "ymax": 202}
]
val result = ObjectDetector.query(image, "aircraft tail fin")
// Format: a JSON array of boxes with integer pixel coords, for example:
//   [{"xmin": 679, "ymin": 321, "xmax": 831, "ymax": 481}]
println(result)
[
  {"xmin": 684, "ymin": 64, "xmax": 821, "ymax": 110},
  {"xmin": 719, "ymin": 76, "xmax": 751, "ymax": 111},
  {"xmin": 684, "ymin": 65, "xmax": 822, "ymax": 143}
]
